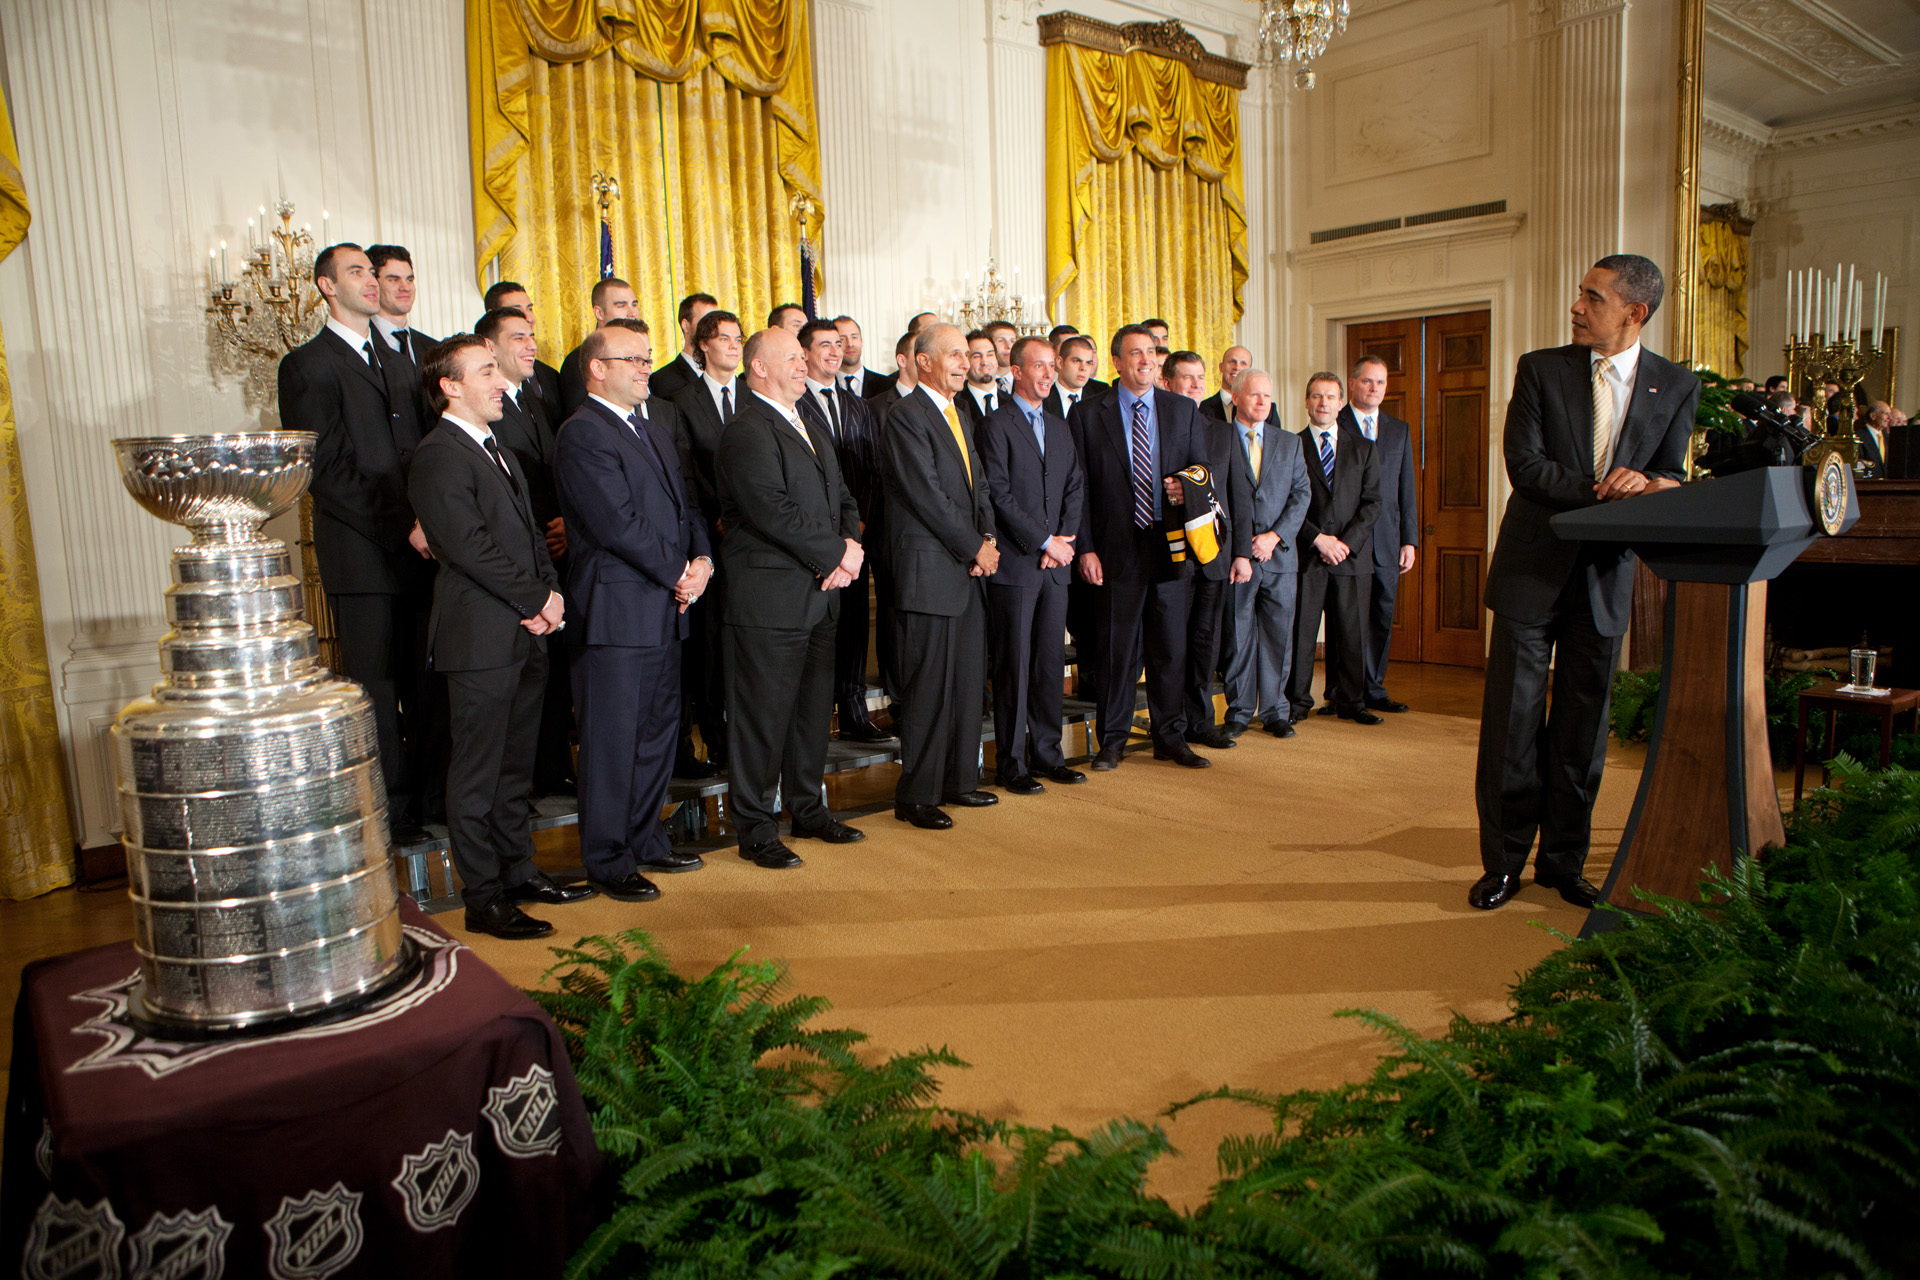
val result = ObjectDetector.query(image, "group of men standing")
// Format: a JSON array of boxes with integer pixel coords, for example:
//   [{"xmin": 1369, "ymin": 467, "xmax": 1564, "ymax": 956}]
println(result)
[{"xmin": 279, "ymin": 243, "xmax": 1436, "ymax": 941}]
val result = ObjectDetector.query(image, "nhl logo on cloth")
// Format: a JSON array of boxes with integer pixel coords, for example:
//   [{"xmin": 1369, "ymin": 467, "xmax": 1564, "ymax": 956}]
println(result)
[
  {"xmin": 263, "ymin": 1184, "xmax": 363, "ymax": 1280},
  {"xmin": 391, "ymin": 1129, "xmax": 480, "ymax": 1232},
  {"xmin": 483, "ymin": 1064, "xmax": 563, "ymax": 1159},
  {"xmin": 128, "ymin": 1207, "xmax": 232, "ymax": 1280},
  {"xmin": 23, "ymin": 1194, "xmax": 125, "ymax": 1280}
]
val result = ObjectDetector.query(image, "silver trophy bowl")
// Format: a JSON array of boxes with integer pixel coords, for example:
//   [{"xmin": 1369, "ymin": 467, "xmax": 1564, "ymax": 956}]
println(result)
[{"xmin": 110, "ymin": 432, "xmax": 414, "ymax": 1035}]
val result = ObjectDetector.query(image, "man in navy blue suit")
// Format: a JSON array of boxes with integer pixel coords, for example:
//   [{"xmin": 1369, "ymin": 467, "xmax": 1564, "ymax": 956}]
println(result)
[{"xmin": 554, "ymin": 319, "xmax": 712, "ymax": 903}]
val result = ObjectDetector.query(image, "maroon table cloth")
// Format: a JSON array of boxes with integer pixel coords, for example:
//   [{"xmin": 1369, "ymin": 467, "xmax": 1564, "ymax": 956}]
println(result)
[{"xmin": 2, "ymin": 899, "xmax": 600, "ymax": 1279}]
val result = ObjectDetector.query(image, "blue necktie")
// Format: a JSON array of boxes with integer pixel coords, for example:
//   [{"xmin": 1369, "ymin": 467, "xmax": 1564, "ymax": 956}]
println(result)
[
  {"xmin": 1028, "ymin": 409, "xmax": 1045, "ymax": 456},
  {"xmin": 1318, "ymin": 430, "xmax": 1335, "ymax": 482},
  {"xmin": 627, "ymin": 410, "xmax": 666, "ymax": 473},
  {"xmin": 1130, "ymin": 399, "xmax": 1153, "ymax": 528}
]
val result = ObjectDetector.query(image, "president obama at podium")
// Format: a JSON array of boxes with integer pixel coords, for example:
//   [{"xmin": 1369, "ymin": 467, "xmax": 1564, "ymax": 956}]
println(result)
[{"xmin": 1473, "ymin": 254, "xmax": 1700, "ymax": 912}]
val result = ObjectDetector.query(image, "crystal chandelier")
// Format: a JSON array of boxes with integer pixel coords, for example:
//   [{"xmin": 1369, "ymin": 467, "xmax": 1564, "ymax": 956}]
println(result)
[{"xmin": 1251, "ymin": 0, "xmax": 1348, "ymax": 89}]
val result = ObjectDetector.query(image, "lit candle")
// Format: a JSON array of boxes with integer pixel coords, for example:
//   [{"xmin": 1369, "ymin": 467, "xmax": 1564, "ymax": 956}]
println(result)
[
  {"xmin": 207, "ymin": 248, "xmax": 216, "ymax": 292},
  {"xmin": 1875, "ymin": 273, "xmax": 1885, "ymax": 342},
  {"xmin": 220, "ymin": 240, "xmax": 228, "ymax": 283}
]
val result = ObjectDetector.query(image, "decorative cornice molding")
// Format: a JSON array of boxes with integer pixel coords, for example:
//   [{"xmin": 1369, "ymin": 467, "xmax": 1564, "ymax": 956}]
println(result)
[
  {"xmin": 1287, "ymin": 212, "xmax": 1527, "ymax": 268},
  {"xmin": 1706, "ymin": 0, "xmax": 1918, "ymax": 93},
  {"xmin": 1703, "ymin": 100, "xmax": 1772, "ymax": 154},
  {"xmin": 1529, "ymin": 0, "xmax": 1630, "ymax": 37},
  {"xmin": 1036, "ymin": 12, "xmax": 1250, "ymax": 88},
  {"xmin": 1769, "ymin": 100, "xmax": 1920, "ymax": 149}
]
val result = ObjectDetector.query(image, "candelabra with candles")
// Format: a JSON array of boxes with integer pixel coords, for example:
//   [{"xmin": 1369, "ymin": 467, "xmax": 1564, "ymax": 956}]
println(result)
[
  {"xmin": 205, "ymin": 202, "xmax": 327, "ymax": 409},
  {"xmin": 949, "ymin": 259, "xmax": 1047, "ymax": 335},
  {"xmin": 1783, "ymin": 263, "xmax": 1888, "ymax": 472}
]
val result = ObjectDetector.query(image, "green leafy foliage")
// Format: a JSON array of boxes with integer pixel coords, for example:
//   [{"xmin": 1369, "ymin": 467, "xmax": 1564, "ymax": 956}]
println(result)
[
  {"xmin": 540, "ymin": 760, "xmax": 1920, "ymax": 1277},
  {"xmin": 1608, "ymin": 669, "xmax": 1662, "ymax": 745},
  {"xmin": 1693, "ymin": 366, "xmax": 1747, "ymax": 437}
]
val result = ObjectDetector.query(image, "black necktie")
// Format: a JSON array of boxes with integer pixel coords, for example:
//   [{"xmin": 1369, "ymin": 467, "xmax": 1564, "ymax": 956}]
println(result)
[
  {"xmin": 721, "ymin": 386, "xmax": 733, "ymax": 420},
  {"xmin": 821, "ymin": 389, "xmax": 840, "ymax": 438},
  {"xmin": 984, "ymin": 392, "xmax": 996, "ymax": 414},
  {"xmin": 483, "ymin": 436, "xmax": 518, "ymax": 491},
  {"xmin": 362, "ymin": 339, "xmax": 377, "ymax": 368},
  {"xmin": 392, "ymin": 329, "xmax": 409, "ymax": 360}
]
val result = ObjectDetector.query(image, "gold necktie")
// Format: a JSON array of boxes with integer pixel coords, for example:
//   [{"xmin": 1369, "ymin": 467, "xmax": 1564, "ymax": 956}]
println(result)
[
  {"xmin": 1591, "ymin": 361, "xmax": 1613, "ymax": 482},
  {"xmin": 942, "ymin": 402, "xmax": 973, "ymax": 486},
  {"xmin": 1245, "ymin": 427, "xmax": 1262, "ymax": 483}
]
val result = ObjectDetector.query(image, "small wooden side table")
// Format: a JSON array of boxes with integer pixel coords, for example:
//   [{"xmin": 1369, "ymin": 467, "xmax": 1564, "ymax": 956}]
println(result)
[{"xmin": 1793, "ymin": 681, "xmax": 1920, "ymax": 803}]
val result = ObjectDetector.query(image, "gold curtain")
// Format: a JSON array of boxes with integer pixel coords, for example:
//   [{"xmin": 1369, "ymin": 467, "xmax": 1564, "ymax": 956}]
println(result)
[
  {"xmin": 0, "ymin": 92, "xmax": 76, "ymax": 901},
  {"xmin": 1697, "ymin": 206, "xmax": 1750, "ymax": 379},
  {"xmin": 1045, "ymin": 39, "xmax": 1247, "ymax": 369},
  {"xmin": 469, "ymin": 0, "xmax": 823, "ymax": 356}
]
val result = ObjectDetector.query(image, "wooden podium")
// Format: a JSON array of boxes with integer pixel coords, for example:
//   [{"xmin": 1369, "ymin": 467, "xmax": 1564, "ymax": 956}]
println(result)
[{"xmin": 1551, "ymin": 467, "xmax": 1858, "ymax": 936}]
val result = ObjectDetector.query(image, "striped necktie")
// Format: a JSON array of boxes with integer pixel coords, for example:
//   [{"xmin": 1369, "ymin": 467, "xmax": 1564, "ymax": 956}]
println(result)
[
  {"xmin": 1591, "ymin": 360, "xmax": 1613, "ymax": 481},
  {"xmin": 1130, "ymin": 399, "xmax": 1153, "ymax": 528},
  {"xmin": 1318, "ymin": 429, "xmax": 1335, "ymax": 482}
]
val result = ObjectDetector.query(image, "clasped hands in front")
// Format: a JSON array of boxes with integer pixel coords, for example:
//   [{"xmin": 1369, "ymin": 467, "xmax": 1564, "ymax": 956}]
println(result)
[
  {"xmin": 520, "ymin": 590, "xmax": 566, "ymax": 635},
  {"xmin": 1594, "ymin": 467, "xmax": 1678, "ymax": 502},
  {"xmin": 821, "ymin": 538, "xmax": 865, "ymax": 591},
  {"xmin": 674, "ymin": 557, "xmax": 714, "ymax": 612}
]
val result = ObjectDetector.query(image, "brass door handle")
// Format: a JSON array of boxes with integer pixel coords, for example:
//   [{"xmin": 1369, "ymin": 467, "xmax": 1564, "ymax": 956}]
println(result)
[{"xmin": 1425, "ymin": 524, "xmax": 1436, "ymax": 536}]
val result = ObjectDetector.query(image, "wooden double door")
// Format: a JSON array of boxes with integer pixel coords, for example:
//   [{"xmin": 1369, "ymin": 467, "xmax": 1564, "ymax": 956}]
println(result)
[{"xmin": 1343, "ymin": 310, "xmax": 1492, "ymax": 669}]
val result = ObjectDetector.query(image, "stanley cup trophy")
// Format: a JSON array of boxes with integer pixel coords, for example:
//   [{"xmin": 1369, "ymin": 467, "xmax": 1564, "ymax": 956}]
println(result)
[{"xmin": 110, "ymin": 431, "xmax": 415, "ymax": 1035}]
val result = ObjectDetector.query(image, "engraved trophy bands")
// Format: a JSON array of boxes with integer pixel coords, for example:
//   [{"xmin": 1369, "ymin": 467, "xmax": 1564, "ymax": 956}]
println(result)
[{"xmin": 110, "ymin": 432, "xmax": 415, "ymax": 1035}]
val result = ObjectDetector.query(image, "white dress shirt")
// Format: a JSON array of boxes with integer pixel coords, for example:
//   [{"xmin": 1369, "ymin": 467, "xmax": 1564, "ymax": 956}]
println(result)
[
  {"xmin": 1353, "ymin": 409, "xmax": 1379, "ymax": 441},
  {"xmin": 326, "ymin": 316, "xmax": 376, "ymax": 363},
  {"xmin": 702, "ymin": 371, "xmax": 738, "ymax": 421},
  {"xmin": 804, "ymin": 379, "xmax": 842, "ymax": 436},
  {"xmin": 1310, "ymin": 419, "xmax": 1341, "ymax": 462},
  {"xmin": 591, "ymin": 393, "xmax": 644, "ymax": 426},
  {"xmin": 442, "ymin": 412, "xmax": 495, "ymax": 451},
  {"xmin": 752, "ymin": 390, "xmax": 815, "ymax": 449},
  {"xmin": 372, "ymin": 315, "xmax": 415, "ymax": 357},
  {"xmin": 966, "ymin": 383, "xmax": 998, "ymax": 418}
]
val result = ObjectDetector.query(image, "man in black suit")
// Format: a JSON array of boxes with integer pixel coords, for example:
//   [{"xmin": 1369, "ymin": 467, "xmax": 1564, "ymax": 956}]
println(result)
[
  {"xmin": 979, "ymin": 337, "xmax": 1086, "ymax": 794},
  {"xmin": 1068, "ymin": 324, "xmax": 1212, "ymax": 770},
  {"xmin": 367, "ymin": 245, "xmax": 433, "ymax": 372},
  {"xmin": 554, "ymin": 320, "xmax": 712, "ymax": 903},
  {"xmin": 717, "ymin": 328, "xmax": 868, "ymax": 866},
  {"xmin": 277, "ymin": 243, "xmax": 436, "ymax": 845},
  {"xmin": 1473, "ymin": 254, "xmax": 1698, "ymax": 911},
  {"xmin": 651, "ymin": 292, "xmax": 718, "ymax": 401},
  {"xmin": 863, "ymin": 328, "xmax": 918, "ymax": 715},
  {"xmin": 1222, "ymin": 371, "xmax": 1312, "ymax": 739},
  {"xmin": 407, "ymin": 335, "xmax": 594, "ymax": 940},
  {"xmin": 833, "ymin": 316, "xmax": 892, "ymax": 398},
  {"xmin": 1859, "ymin": 401, "xmax": 1892, "ymax": 476},
  {"xmin": 1335, "ymin": 356, "xmax": 1420, "ymax": 714},
  {"xmin": 984, "ymin": 320, "xmax": 1018, "ymax": 396},
  {"xmin": 768, "ymin": 303, "xmax": 807, "ymax": 334},
  {"xmin": 558, "ymin": 277, "xmax": 641, "ymax": 414},
  {"xmin": 1199, "ymin": 347, "xmax": 1280, "ymax": 428},
  {"xmin": 477, "ymin": 305, "xmax": 574, "ymax": 796},
  {"xmin": 1165, "ymin": 351, "xmax": 1253, "ymax": 748},
  {"xmin": 796, "ymin": 318, "xmax": 890, "ymax": 743},
  {"xmin": 1287, "ymin": 372, "xmax": 1382, "ymax": 727},
  {"xmin": 955, "ymin": 329, "xmax": 1003, "ymax": 435},
  {"xmin": 1045, "ymin": 334, "xmax": 1107, "ymax": 420},
  {"xmin": 483, "ymin": 281, "xmax": 563, "ymax": 409},
  {"xmin": 882, "ymin": 323, "xmax": 1001, "ymax": 827},
  {"xmin": 869, "ymin": 331, "xmax": 918, "ymax": 425}
]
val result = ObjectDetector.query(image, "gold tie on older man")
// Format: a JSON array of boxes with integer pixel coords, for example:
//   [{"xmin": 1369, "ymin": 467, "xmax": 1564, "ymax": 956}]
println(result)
[{"xmin": 942, "ymin": 402, "xmax": 973, "ymax": 486}]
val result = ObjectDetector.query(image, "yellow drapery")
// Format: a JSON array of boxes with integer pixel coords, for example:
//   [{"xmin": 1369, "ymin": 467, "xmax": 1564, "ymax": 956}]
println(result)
[
  {"xmin": 469, "ymin": 0, "xmax": 823, "ymax": 356},
  {"xmin": 1045, "ymin": 39, "xmax": 1247, "ymax": 368},
  {"xmin": 0, "ymin": 92, "xmax": 76, "ymax": 901},
  {"xmin": 1697, "ymin": 206, "xmax": 1750, "ymax": 379}
]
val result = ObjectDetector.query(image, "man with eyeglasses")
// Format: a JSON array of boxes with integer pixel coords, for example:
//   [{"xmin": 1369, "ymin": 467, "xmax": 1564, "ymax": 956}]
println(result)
[{"xmin": 554, "ymin": 318, "xmax": 711, "ymax": 903}]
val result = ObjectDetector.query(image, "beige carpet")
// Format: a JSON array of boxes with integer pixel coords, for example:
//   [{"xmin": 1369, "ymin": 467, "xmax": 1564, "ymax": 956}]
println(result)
[{"xmin": 457, "ymin": 707, "xmax": 1648, "ymax": 1209}]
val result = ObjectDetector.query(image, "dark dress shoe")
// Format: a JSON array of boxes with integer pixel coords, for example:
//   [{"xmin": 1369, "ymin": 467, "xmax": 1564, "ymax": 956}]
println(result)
[
  {"xmin": 1536, "ymin": 872, "xmax": 1602, "ymax": 907},
  {"xmin": 1338, "ymin": 708, "xmax": 1385, "ymax": 726},
  {"xmin": 1090, "ymin": 745, "xmax": 1124, "ymax": 771},
  {"xmin": 390, "ymin": 821, "xmax": 434, "ymax": 847},
  {"xmin": 740, "ymin": 839, "xmax": 803, "ymax": 869},
  {"xmin": 465, "ymin": 899, "xmax": 555, "ymax": 940},
  {"xmin": 1315, "ymin": 704, "xmax": 1339, "ymax": 717},
  {"xmin": 894, "ymin": 804, "xmax": 953, "ymax": 829},
  {"xmin": 1265, "ymin": 720, "xmax": 1296, "ymax": 738},
  {"xmin": 1366, "ymin": 697, "xmax": 1411, "ymax": 713},
  {"xmin": 1037, "ymin": 764, "xmax": 1087, "ymax": 785},
  {"xmin": 532, "ymin": 776, "xmax": 578, "ymax": 798},
  {"xmin": 1223, "ymin": 722, "xmax": 1248, "ymax": 739},
  {"xmin": 588, "ymin": 872, "xmax": 662, "ymax": 902},
  {"xmin": 1185, "ymin": 726, "xmax": 1236, "ymax": 749},
  {"xmin": 944, "ymin": 790, "xmax": 998, "ymax": 807},
  {"xmin": 1467, "ymin": 873, "xmax": 1521, "ymax": 910},
  {"xmin": 674, "ymin": 756, "xmax": 719, "ymax": 780},
  {"xmin": 838, "ymin": 711, "xmax": 895, "ymax": 743},
  {"xmin": 998, "ymin": 775, "xmax": 1046, "ymax": 795},
  {"xmin": 1152, "ymin": 743, "xmax": 1211, "ymax": 768},
  {"xmin": 790, "ymin": 819, "xmax": 866, "ymax": 843},
  {"xmin": 637, "ymin": 850, "xmax": 705, "ymax": 874},
  {"xmin": 506, "ymin": 873, "xmax": 598, "ymax": 905}
]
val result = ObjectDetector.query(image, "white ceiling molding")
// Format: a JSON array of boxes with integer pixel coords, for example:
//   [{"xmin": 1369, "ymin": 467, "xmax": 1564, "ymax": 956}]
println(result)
[
  {"xmin": 1769, "ymin": 99, "xmax": 1920, "ymax": 148},
  {"xmin": 1703, "ymin": 100, "xmax": 1775, "ymax": 153},
  {"xmin": 1706, "ymin": 0, "xmax": 1915, "ymax": 92}
]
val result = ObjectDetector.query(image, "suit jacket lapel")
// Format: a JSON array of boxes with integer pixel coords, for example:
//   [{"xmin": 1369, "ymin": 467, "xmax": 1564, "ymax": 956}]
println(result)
[
  {"xmin": 320, "ymin": 327, "xmax": 387, "ymax": 396},
  {"xmin": 450, "ymin": 425, "xmax": 534, "ymax": 528},
  {"xmin": 593, "ymin": 400, "xmax": 679, "ymax": 510},
  {"xmin": 794, "ymin": 394, "xmax": 833, "ymax": 473},
  {"xmin": 915, "ymin": 388, "xmax": 973, "ymax": 490},
  {"xmin": 1563, "ymin": 347, "xmax": 1599, "ymax": 472},
  {"xmin": 1614, "ymin": 352, "xmax": 1668, "ymax": 470}
]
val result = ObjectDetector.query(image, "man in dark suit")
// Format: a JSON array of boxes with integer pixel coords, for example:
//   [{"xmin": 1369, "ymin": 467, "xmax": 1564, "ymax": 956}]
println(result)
[
  {"xmin": 277, "ymin": 243, "xmax": 436, "ymax": 845},
  {"xmin": 1858, "ymin": 401, "xmax": 1891, "ymax": 476},
  {"xmin": 1199, "ymin": 346, "xmax": 1279, "ymax": 428},
  {"xmin": 717, "ymin": 328, "xmax": 868, "ymax": 866},
  {"xmin": 1287, "ymin": 372, "xmax": 1382, "ymax": 727},
  {"xmin": 1335, "ymin": 356, "xmax": 1420, "ymax": 714},
  {"xmin": 367, "ymin": 245, "xmax": 433, "ymax": 372},
  {"xmin": 477, "ymin": 304, "xmax": 574, "ymax": 796},
  {"xmin": 882, "ymin": 323, "xmax": 1001, "ymax": 827},
  {"xmin": 869, "ymin": 331, "xmax": 918, "ymax": 425},
  {"xmin": 768, "ymin": 303, "xmax": 807, "ymax": 333},
  {"xmin": 1221, "ymin": 371, "xmax": 1311, "ymax": 738},
  {"xmin": 863, "ymin": 328, "xmax": 919, "ymax": 715},
  {"xmin": 984, "ymin": 320, "xmax": 1018, "ymax": 396},
  {"xmin": 955, "ymin": 330, "xmax": 1003, "ymax": 435},
  {"xmin": 668, "ymin": 308, "xmax": 746, "ymax": 775},
  {"xmin": 554, "ymin": 320, "xmax": 712, "ymax": 902},
  {"xmin": 979, "ymin": 337, "xmax": 1086, "ymax": 794},
  {"xmin": 1045, "ymin": 334, "xmax": 1107, "ymax": 420},
  {"xmin": 483, "ymin": 281, "xmax": 563, "ymax": 409},
  {"xmin": 1165, "ymin": 352, "xmax": 1253, "ymax": 748},
  {"xmin": 1068, "ymin": 324, "xmax": 1212, "ymax": 770},
  {"xmin": 558, "ymin": 277, "xmax": 641, "ymax": 414},
  {"xmin": 796, "ymin": 318, "xmax": 890, "ymax": 743},
  {"xmin": 834, "ymin": 316, "xmax": 892, "ymax": 398},
  {"xmin": 407, "ymin": 335, "xmax": 594, "ymax": 940},
  {"xmin": 1473, "ymin": 254, "xmax": 1698, "ymax": 912},
  {"xmin": 651, "ymin": 292, "xmax": 718, "ymax": 402}
]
